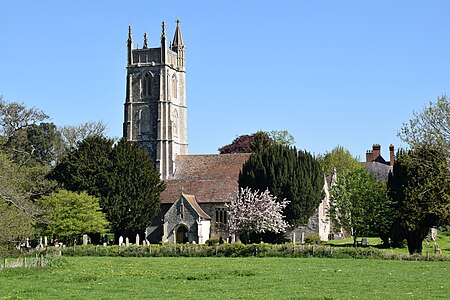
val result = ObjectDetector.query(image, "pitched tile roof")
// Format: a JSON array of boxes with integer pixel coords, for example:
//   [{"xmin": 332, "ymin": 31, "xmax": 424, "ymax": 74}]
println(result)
[
  {"xmin": 161, "ymin": 154, "xmax": 251, "ymax": 204},
  {"xmin": 363, "ymin": 161, "xmax": 392, "ymax": 181},
  {"xmin": 182, "ymin": 193, "xmax": 211, "ymax": 219}
]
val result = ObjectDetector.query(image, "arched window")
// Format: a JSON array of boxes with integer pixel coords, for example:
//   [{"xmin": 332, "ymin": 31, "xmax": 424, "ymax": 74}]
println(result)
[
  {"xmin": 172, "ymin": 75, "xmax": 177, "ymax": 99},
  {"xmin": 142, "ymin": 73, "xmax": 151, "ymax": 97},
  {"xmin": 138, "ymin": 106, "xmax": 151, "ymax": 136},
  {"xmin": 172, "ymin": 109, "xmax": 179, "ymax": 137}
]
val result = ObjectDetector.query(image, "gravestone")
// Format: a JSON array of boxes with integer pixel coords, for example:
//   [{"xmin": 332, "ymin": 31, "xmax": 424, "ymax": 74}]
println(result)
[
  {"xmin": 39, "ymin": 237, "xmax": 43, "ymax": 247},
  {"xmin": 119, "ymin": 236, "xmax": 123, "ymax": 246},
  {"xmin": 125, "ymin": 237, "xmax": 130, "ymax": 247},
  {"xmin": 434, "ymin": 243, "xmax": 441, "ymax": 254},
  {"xmin": 361, "ymin": 237, "xmax": 368, "ymax": 246},
  {"xmin": 44, "ymin": 236, "xmax": 48, "ymax": 247},
  {"xmin": 431, "ymin": 228, "xmax": 437, "ymax": 241},
  {"xmin": 136, "ymin": 234, "xmax": 140, "ymax": 246},
  {"xmin": 82, "ymin": 234, "xmax": 88, "ymax": 246}
]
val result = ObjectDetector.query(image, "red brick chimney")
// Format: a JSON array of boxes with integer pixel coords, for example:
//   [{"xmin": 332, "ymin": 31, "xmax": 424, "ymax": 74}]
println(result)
[
  {"xmin": 389, "ymin": 144, "xmax": 395, "ymax": 166},
  {"xmin": 366, "ymin": 150, "xmax": 373, "ymax": 162},
  {"xmin": 372, "ymin": 144, "xmax": 381, "ymax": 160}
]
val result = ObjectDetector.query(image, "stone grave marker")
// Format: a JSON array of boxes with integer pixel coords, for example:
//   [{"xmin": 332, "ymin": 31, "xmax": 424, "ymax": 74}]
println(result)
[{"xmin": 82, "ymin": 234, "xmax": 88, "ymax": 245}]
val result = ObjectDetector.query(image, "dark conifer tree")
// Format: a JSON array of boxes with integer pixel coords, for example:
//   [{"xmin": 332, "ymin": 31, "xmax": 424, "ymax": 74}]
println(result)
[
  {"xmin": 388, "ymin": 146, "xmax": 450, "ymax": 254},
  {"xmin": 103, "ymin": 139, "xmax": 165, "ymax": 240},
  {"xmin": 49, "ymin": 137, "xmax": 165, "ymax": 241},
  {"xmin": 239, "ymin": 144, "xmax": 324, "ymax": 227}
]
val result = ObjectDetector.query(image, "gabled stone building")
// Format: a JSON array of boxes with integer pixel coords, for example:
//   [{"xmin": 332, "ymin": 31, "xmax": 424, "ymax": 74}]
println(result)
[{"xmin": 124, "ymin": 21, "xmax": 330, "ymax": 244}]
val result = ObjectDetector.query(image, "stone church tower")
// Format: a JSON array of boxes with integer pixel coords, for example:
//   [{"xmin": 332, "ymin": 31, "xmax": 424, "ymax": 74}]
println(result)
[{"xmin": 123, "ymin": 21, "xmax": 188, "ymax": 179}]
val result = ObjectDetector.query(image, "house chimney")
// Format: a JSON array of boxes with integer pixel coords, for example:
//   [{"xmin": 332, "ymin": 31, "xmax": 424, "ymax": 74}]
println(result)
[
  {"xmin": 389, "ymin": 144, "xmax": 395, "ymax": 166},
  {"xmin": 372, "ymin": 144, "xmax": 381, "ymax": 160},
  {"xmin": 366, "ymin": 150, "xmax": 373, "ymax": 162}
]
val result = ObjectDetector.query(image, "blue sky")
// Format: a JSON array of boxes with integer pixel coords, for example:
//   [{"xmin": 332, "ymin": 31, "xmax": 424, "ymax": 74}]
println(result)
[{"xmin": 1, "ymin": 1, "xmax": 449, "ymax": 160}]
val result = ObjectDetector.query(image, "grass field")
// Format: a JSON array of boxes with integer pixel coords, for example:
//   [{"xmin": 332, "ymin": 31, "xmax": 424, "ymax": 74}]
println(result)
[
  {"xmin": 1, "ymin": 256, "xmax": 449, "ymax": 299},
  {"xmin": 325, "ymin": 234, "xmax": 450, "ymax": 255}
]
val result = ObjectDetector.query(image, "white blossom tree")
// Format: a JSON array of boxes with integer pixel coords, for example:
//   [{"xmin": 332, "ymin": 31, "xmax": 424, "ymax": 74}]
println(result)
[{"xmin": 228, "ymin": 187, "xmax": 289, "ymax": 243}]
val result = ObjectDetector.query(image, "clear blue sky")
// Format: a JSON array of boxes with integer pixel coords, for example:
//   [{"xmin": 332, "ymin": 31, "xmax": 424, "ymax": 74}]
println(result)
[{"xmin": 1, "ymin": 1, "xmax": 449, "ymax": 160}]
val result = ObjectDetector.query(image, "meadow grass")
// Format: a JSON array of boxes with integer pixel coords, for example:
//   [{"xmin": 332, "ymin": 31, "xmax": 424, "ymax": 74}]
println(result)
[
  {"xmin": 1, "ymin": 256, "xmax": 449, "ymax": 299},
  {"xmin": 325, "ymin": 234, "xmax": 450, "ymax": 255}
]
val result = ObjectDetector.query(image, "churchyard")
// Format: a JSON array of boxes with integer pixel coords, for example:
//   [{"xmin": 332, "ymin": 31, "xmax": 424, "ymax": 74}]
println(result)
[{"xmin": 1, "ymin": 256, "xmax": 449, "ymax": 299}]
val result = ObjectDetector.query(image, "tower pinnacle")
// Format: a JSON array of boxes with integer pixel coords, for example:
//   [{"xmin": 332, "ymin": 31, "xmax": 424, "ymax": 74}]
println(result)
[
  {"xmin": 171, "ymin": 19, "xmax": 184, "ymax": 50},
  {"xmin": 143, "ymin": 32, "xmax": 148, "ymax": 49}
]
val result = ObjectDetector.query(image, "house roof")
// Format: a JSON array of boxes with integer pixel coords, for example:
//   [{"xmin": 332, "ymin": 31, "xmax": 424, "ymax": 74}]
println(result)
[
  {"xmin": 181, "ymin": 193, "xmax": 211, "ymax": 219},
  {"xmin": 363, "ymin": 161, "xmax": 392, "ymax": 181},
  {"xmin": 161, "ymin": 153, "xmax": 250, "ymax": 204}
]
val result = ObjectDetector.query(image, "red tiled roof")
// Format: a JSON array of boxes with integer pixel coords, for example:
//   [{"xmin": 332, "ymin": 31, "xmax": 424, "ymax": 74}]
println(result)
[
  {"xmin": 182, "ymin": 193, "xmax": 211, "ymax": 219},
  {"xmin": 161, "ymin": 154, "xmax": 250, "ymax": 204}
]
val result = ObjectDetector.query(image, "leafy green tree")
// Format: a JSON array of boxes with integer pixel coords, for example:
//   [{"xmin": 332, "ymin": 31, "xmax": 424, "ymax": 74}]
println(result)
[
  {"xmin": 268, "ymin": 130, "xmax": 295, "ymax": 147},
  {"xmin": 55, "ymin": 120, "xmax": 108, "ymax": 161},
  {"xmin": 102, "ymin": 139, "xmax": 165, "ymax": 240},
  {"xmin": 318, "ymin": 145, "xmax": 360, "ymax": 178},
  {"xmin": 0, "ymin": 200, "xmax": 35, "ymax": 245},
  {"xmin": 329, "ymin": 165, "xmax": 392, "ymax": 246},
  {"xmin": 0, "ymin": 97, "xmax": 60, "ymax": 166},
  {"xmin": 0, "ymin": 97, "xmax": 49, "ymax": 137},
  {"xmin": 39, "ymin": 190, "xmax": 109, "ymax": 245},
  {"xmin": 239, "ymin": 144, "xmax": 324, "ymax": 226},
  {"xmin": 388, "ymin": 146, "xmax": 450, "ymax": 254},
  {"xmin": 3, "ymin": 122, "xmax": 60, "ymax": 166},
  {"xmin": 399, "ymin": 95, "xmax": 450, "ymax": 156},
  {"xmin": 0, "ymin": 152, "xmax": 55, "ymax": 245}
]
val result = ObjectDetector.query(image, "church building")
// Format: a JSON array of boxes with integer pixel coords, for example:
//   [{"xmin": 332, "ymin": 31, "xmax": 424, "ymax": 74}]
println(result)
[{"xmin": 123, "ymin": 21, "xmax": 331, "ymax": 244}]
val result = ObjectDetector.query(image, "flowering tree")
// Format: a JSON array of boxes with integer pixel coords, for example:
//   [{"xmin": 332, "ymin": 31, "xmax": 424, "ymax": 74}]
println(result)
[{"xmin": 228, "ymin": 187, "xmax": 289, "ymax": 243}]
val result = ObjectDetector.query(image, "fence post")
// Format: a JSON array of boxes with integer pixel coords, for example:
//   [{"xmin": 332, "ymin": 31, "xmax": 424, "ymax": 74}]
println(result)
[
  {"xmin": 3, "ymin": 257, "xmax": 6, "ymax": 269},
  {"xmin": 23, "ymin": 256, "xmax": 26, "ymax": 268}
]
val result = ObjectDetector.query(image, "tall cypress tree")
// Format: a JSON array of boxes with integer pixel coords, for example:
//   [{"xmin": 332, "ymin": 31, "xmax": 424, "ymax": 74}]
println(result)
[{"xmin": 239, "ymin": 144, "xmax": 324, "ymax": 226}]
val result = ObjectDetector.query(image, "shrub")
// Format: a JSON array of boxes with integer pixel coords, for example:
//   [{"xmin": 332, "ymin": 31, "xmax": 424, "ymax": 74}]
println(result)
[
  {"xmin": 25, "ymin": 244, "xmax": 450, "ymax": 261},
  {"xmin": 304, "ymin": 234, "xmax": 321, "ymax": 244}
]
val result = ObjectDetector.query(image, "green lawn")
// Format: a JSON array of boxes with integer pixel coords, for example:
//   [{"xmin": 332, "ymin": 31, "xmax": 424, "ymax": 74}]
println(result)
[
  {"xmin": 325, "ymin": 234, "xmax": 450, "ymax": 255},
  {"xmin": 1, "ymin": 256, "xmax": 449, "ymax": 299}
]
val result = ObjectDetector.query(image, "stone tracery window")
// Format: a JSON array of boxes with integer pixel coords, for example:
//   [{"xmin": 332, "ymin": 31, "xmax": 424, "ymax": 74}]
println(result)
[
  {"xmin": 215, "ymin": 207, "xmax": 228, "ymax": 226},
  {"xmin": 171, "ymin": 75, "xmax": 177, "ymax": 99},
  {"xmin": 142, "ymin": 73, "xmax": 152, "ymax": 97},
  {"xmin": 172, "ymin": 109, "xmax": 179, "ymax": 137}
]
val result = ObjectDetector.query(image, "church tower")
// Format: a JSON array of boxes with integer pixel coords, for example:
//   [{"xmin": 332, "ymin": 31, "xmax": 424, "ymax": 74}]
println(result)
[{"xmin": 123, "ymin": 21, "xmax": 188, "ymax": 179}]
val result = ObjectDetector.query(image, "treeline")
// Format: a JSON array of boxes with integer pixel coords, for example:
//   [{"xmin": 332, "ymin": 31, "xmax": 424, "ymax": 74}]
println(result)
[{"xmin": 0, "ymin": 97, "xmax": 164, "ymax": 246}]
